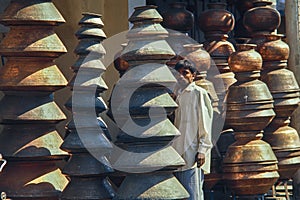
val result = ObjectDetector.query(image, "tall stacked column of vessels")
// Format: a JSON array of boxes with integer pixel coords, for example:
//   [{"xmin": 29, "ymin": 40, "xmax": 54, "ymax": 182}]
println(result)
[
  {"xmin": 222, "ymin": 44, "xmax": 279, "ymax": 195},
  {"xmin": 0, "ymin": 0, "xmax": 69, "ymax": 199},
  {"xmin": 60, "ymin": 13, "xmax": 115, "ymax": 199},
  {"xmin": 198, "ymin": 3, "xmax": 236, "ymax": 104},
  {"xmin": 242, "ymin": 0, "xmax": 300, "ymax": 182},
  {"xmin": 258, "ymin": 34, "xmax": 300, "ymax": 181},
  {"xmin": 109, "ymin": 5, "xmax": 189, "ymax": 200},
  {"xmin": 161, "ymin": 2, "xmax": 195, "ymax": 68}
]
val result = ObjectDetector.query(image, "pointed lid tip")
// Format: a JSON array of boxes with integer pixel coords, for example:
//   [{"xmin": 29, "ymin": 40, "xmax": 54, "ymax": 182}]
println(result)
[{"xmin": 82, "ymin": 12, "xmax": 103, "ymax": 17}]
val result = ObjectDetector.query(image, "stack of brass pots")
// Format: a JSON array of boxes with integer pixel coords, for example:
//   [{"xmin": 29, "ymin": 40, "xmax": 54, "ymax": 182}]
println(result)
[
  {"xmin": 243, "ymin": 0, "xmax": 281, "ymax": 45},
  {"xmin": 0, "ymin": 0, "xmax": 69, "ymax": 199},
  {"xmin": 60, "ymin": 13, "xmax": 115, "ymax": 199},
  {"xmin": 222, "ymin": 44, "xmax": 279, "ymax": 195},
  {"xmin": 258, "ymin": 34, "xmax": 300, "ymax": 180},
  {"xmin": 161, "ymin": 2, "xmax": 195, "ymax": 68},
  {"xmin": 161, "ymin": 2, "xmax": 194, "ymax": 34},
  {"xmin": 109, "ymin": 5, "xmax": 189, "ymax": 200},
  {"xmin": 198, "ymin": 3, "xmax": 236, "ymax": 104}
]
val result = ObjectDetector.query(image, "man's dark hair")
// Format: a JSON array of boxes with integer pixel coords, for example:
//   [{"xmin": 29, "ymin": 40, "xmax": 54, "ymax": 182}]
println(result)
[{"xmin": 174, "ymin": 60, "xmax": 196, "ymax": 74}]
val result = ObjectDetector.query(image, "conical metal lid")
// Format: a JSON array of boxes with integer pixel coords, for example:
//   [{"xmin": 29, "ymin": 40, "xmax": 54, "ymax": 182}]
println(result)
[
  {"xmin": 0, "ymin": 58, "xmax": 67, "ymax": 91},
  {"xmin": 62, "ymin": 153, "xmax": 113, "ymax": 175},
  {"xmin": 115, "ymin": 118, "xmax": 180, "ymax": 141},
  {"xmin": 0, "ymin": 0, "xmax": 65, "ymax": 25},
  {"xmin": 0, "ymin": 124, "xmax": 68, "ymax": 158},
  {"xmin": 61, "ymin": 176, "xmax": 115, "ymax": 200},
  {"xmin": 0, "ymin": 94, "xmax": 66, "ymax": 122},
  {"xmin": 0, "ymin": 28, "xmax": 67, "ymax": 56},
  {"xmin": 111, "ymin": 145, "xmax": 185, "ymax": 172},
  {"xmin": 79, "ymin": 12, "xmax": 104, "ymax": 28},
  {"xmin": 114, "ymin": 173, "xmax": 189, "ymax": 200},
  {"xmin": 128, "ymin": 5, "xmax": 163, "ymax": 23}
]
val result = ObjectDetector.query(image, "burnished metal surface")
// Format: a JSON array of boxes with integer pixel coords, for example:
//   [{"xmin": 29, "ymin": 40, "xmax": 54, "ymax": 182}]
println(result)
[
  {"xmin": 181, "ymin": 44, "xmax": 211, "ymax": 72},
  {"xmin": 198, "ymin": 3, "xmax": 235, "ymax": 37},
  {"xmin": 223, "ymin": 42, "xmax": 279, "ymax": 195},
  {"xmin": 161, "ymin": 2, "xmax": 194, "ymax": 32},
  {"xmin": 223, "ymin": 138, "xmax": 278, "ymax": 164},
  {"xmin": 228, "ymin": 44, "xmax": 262, "ymax": 72},
  {"xmin": 0, "ymin": 161, "xmax": 68, "ymax": 199},
  {"xmin": 258, "ymin": 34, "xmax": 289, "ymax": 62},
  {"xmin": 60, "ymin": 13, "xmax": 116, "ymax": 200},
  {"xmin": 0, "ymin": 0, "xmax": 65, "ymax": 25},
  {"xmin": 114, "ymin": 173, "xmax": 189, "ymax": 200},
  {"xmin": 222, "ymin": 171, "xmax": 279, "ymax": 195},
  {"xmin": 0, "ymin": 0, "xmax": 69, "ymax": 198},
  {"xmin": 243, "ymin": 1, "xmax": 281, "ymax": 37},
  {"xmin": 109, "ymin": 5, "xmax": 189, "ymax": 199}
]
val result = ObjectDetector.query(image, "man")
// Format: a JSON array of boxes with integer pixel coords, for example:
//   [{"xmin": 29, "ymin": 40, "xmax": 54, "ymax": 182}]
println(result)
[{"xmin": 172, "ymin": 60, "xmax": 213, "ymax": 200}]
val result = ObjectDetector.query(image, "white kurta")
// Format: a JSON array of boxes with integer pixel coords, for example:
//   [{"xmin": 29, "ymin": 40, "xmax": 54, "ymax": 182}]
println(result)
[{"xmin": 172, "ymin": 82, "xmax": 213, "ymax": 173}]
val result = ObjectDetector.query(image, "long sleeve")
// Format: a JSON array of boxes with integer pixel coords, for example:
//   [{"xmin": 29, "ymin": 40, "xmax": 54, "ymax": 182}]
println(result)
[
  {"xmin": 196, "ymin": 88, "xmax": 213, "ymax": 173},
  {"xmin": 197, "ymin": 88, "xmax": 213, "ymax": 154}
]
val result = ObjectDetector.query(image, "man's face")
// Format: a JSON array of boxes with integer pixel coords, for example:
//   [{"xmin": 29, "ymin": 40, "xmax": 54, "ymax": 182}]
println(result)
[{"xmin": 178, "ymin": 68, "xmax": 195, "ymax": 83}]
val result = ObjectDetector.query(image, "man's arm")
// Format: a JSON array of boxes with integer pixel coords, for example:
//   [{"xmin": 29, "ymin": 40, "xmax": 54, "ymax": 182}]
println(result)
[{"xmin": 196, "ymin": 88, "xmax": 213, "ymax": 168}]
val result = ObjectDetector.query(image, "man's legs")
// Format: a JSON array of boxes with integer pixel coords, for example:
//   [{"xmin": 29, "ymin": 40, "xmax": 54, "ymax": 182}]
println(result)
[{"xmin": 174, "ymin": 168, "xmax": 203, "ymax": 200}]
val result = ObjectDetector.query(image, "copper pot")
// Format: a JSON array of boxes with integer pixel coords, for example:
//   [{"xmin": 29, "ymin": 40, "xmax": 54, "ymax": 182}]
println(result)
[
  {"xmin": 223, "ymin": 132, "xmax": 278, "ymax": 163},
  {"xmin": 228, "ymin": 44, "xmax": 262, "ymax": 73},
  {"xmin": 222, "ymin": 171, "xmax": 279, "ymax": 195},
  {"xmin": 181, "ymin": 44, "xmax": 211, "ymax": 72},
  {"xmin": 198, "ymin": 3, "xmax": 235, "ymax": 38},
  {"xmin": 161, "ymin": 2, "xmax": 194, "ymax": 32},
  {"xmin": 257, "ymin": 34, "xmax": 289, "ymax": 63},
  {"xmin": 243, "ymin": 0, "xmax": 281, "ymax": 36}
]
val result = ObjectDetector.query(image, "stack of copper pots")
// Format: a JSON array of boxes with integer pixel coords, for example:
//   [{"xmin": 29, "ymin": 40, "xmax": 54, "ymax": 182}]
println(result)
[
  {"xmin": 243, "ymin": 0, "xmax": 281, "ymax": 45},
  {"xmin": 109, "ymin": 5, "xmax": 189, "ymax": 199},
  {"xmin": 161, "ymin": 2, "xmax": 195, "ymax": 68},
  {"xmin": 198, "ymin": 2, "xmax": 236, "ymax": 103},
  {"xmin": 60, "ymin": 13, "xmax": 115, "ymax": 199},
  {"xmin": 258, "ymin": 34, "xmax": 300, "ymax": 181},
  {"xmin": 222, "ymin": 44, "xmax": 279, "ymax": 195},
  {"xmin": 0, "ymin": 0, "xmax": 69, "ymax": 199}
]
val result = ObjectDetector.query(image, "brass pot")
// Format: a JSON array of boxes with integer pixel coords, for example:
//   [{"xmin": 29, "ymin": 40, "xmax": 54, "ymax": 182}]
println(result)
[
  {"xmin": 161, "ymin": 2, "xmax": 194, "ymax": 32},
  {"xmin": 222, "ymin": 171, "xmax": 279, "ymax": 195},
  {"xmin": 228, "ymin": 44, "xmax": 262, "ymax": 73},
  {"xmin": 257, "ymin": 34, "xmax": 289, "ymax": 63},
  {"xmin": 243, "ymin": 0, "xmax": 281, "ymax": 36},
  {"xmin": 198, "ymin": 3, "xmax": 235, "ymax": 38},
  {"xmin": 223, "ymin": 134, "xmax": 278, "ymax": 164},
  {"xmin": 181, "ymin": 44, "xmax": 211, "ymax": 72}
]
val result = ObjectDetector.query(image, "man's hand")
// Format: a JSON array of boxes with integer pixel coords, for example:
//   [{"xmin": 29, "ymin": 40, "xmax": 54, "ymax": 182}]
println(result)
[{"xmin": 195, "ymin": 152, "xmax": 205, "ymax": 168}]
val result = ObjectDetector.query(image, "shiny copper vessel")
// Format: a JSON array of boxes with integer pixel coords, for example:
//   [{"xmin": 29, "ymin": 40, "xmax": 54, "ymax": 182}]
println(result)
[
  {"xmin": 198, "ymin": 3, "xmax": 236, "ymax": 104},
  {"xmin": 243, "ymin": 0, "xmax": 281, "ymax": 45},
  {"xmin": 109, "ymin": 5, "xmax": 189, "ymax": 200},
  {"xmin": 258, "ymin": 34, "xmax": 300, "ymax": 180},
  {"xmin": 222, "ymin": 44, "xmax": 279, "ymax": 195},
  {"xmin": 0, "ymin": 0, "xmax": 68, "ymax": 198},
  {"xmin": 161, "ymin": 2, "xmax": 195, "ymax": 69},
  {"xmin": 161, "ymin": 2, "xmax": 194, "ymax": 33},
  {"xmin": 60, "ymin": 13, "xmax": 116, "ymax": 199}
]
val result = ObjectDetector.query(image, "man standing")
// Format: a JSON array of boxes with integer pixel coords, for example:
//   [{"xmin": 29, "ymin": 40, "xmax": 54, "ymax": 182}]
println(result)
[{"xmin": 172, "ymin": 60, "xmax": 213, "ymax": 200}]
